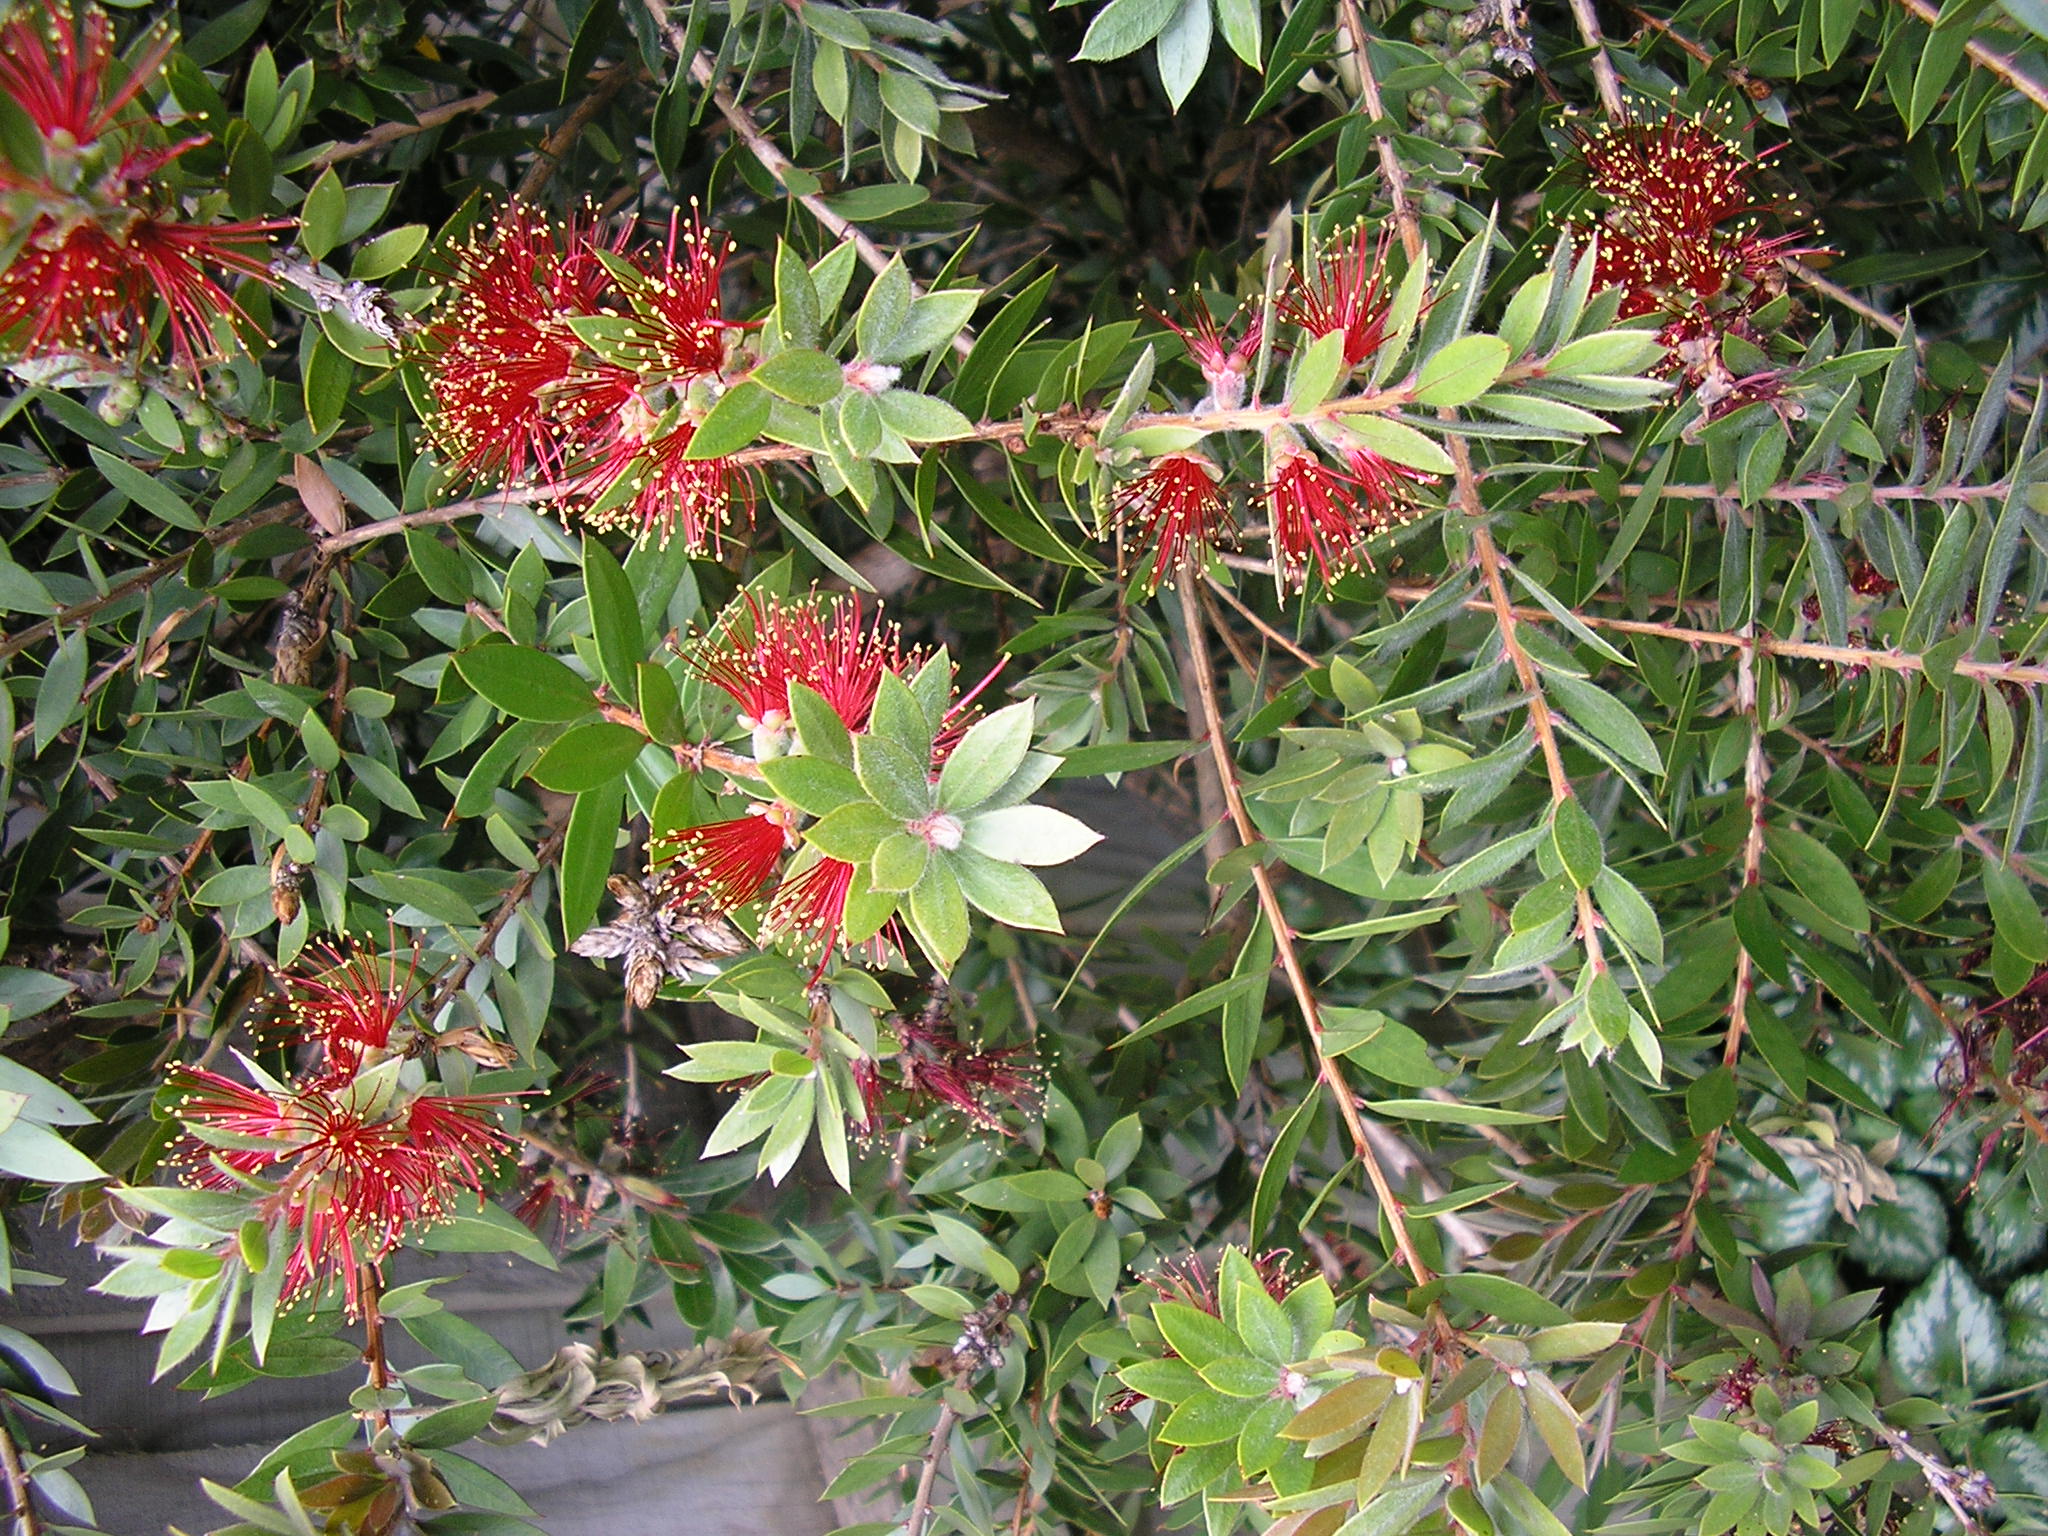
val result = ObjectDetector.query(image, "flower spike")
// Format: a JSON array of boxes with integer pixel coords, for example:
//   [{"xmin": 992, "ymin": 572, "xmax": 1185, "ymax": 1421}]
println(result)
[
  {"xmin": 688, "ymin": 591, "xmax": 907, "ymax": 740},
  {"xmin": 1151, "ymin": 295, "xmax": 1263, "ymax": 411},
  {"xmin": 1278, "ymin": 226, "xmax": 1398, "ymax": 369},
  {"xmin": 1113, "ymin": 454, "xmax": 1229, "ymax": 590},
  {"xmin": 653, "ymin": 804, "xmax": 798, "ymax": 915}
]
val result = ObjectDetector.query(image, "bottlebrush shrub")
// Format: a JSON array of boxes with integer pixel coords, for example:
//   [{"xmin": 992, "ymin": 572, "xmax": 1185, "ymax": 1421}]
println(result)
[{"xmin": 5, "ymin": 0, "xmax": 2048, "ymax": 1533}]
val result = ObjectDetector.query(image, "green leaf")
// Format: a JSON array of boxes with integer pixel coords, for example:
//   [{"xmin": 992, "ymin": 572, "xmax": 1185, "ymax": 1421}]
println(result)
[
  {"xmin": 1338, "ymin": 415, "xmax": 1456, "ymax": 474},
  {"xmin": 875, "ymin": 389, "xmax": 975, "ymax": 443},
  {"xmin": 90, "ymin": 448, "xmax": 201, "ymax": 529},
  {"xmin": 1077, "ymin": 0, "xmax": 1180, "ymax": 60},
  {"xmin": 1889, "ymin": 1258, "xmax": 2003, "ymax": 1394},
  {"xmin": 752, "ymin": 349, "xmax": 844, "ymax": 407},
  {"xmin": 1432, "ymin": 1273, "xmax": 1575, "ymax": 1326},
  {"xmin": 1155, "ymin": 0, "xmax": 1212, "ymax": 107},
  {"xmin": 1542, "ymin": 669, "xmax": 1662, "ymax": 774},
  {"xmin": 1764, "ymin": 825, "xmax": 1870, "ymax": 934},
  {"xmin": 805, "ymin": 803, "xmax": 900, "ymax": 863},
  {"xmin": 876, "ymin": 291, "xmax": 980, "ymax": 364},
  {"xmin": 760, "ymin": 755, "xmax": 866, "ymax": 817},
  {"xmin": 907, "ymin": 860, "xmax": 971, "ymax": 970},
  {"xmin": 1289, "ymin": 328, "xmax": 1349, "ymax": 413},
  {"xmin": 0, "ymin": 1120, "xmax": 103, "ymax": 1184},
  {"xmin": 1364, "ymin": 1099, "xmax": 1557, "ymax": 1126},
  {"xmin": 528, "ymin": 722, "xmax": 646, "ymax": 792},
  {"xmin": 937, "ymin": 700, "xmax": 1035, "ymax": 811},
  {"xmin": 561, "ymin": 777, "xmax": 624, "ymax": 944},
  {"xmin": 1414, "ymin": 335, "xmax": 1511, "ymax": 407},
  {"xmin": 686, "ymin": 382, "xmax": 772, "ymax": 459},
  {"xmin": 1551, "ymin": 798, "xmax": 1603, "ymax": 889},
  {"xmin": 1984, "ymin": 859, "xmax": 2048, "ymax": 964},
  {"xmin": 412, "ymin": 1196, "xmax": 558, "ymax": 1269},
  {"xmin": 950, "ymin": 848, "xmax": 1062, "ymax": 931},
  {"xmin": 1154, "ymin": 1300, "xmax": 1240, "ymax": 1366},
  {"xmin": 455, "ymin": 646, "xmax": 599, "ymax": 723},
  {"xmin": 856, "ymin": 258, "xmax": 914, "ymax": 359},
  {"xmin": 1544, "ymin": 330, "xmax": 1665, "ymax": 376},
  {"xmin": 1216, "ymin": 0, "xmax": 1263, "ymax": 64},
  {"xmin": 854, "ymin": 734, "xmax": 934, "ymax": 820},
  {"xmin": 962, "ymin": 805, "xmax": 1103, "ymax": 865}
]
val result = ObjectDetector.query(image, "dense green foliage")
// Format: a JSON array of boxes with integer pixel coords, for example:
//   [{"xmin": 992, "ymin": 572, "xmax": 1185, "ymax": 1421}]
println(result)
[{"xmin": 3, "ymin": 0, "xmax": 2048, "ymax": 1533}]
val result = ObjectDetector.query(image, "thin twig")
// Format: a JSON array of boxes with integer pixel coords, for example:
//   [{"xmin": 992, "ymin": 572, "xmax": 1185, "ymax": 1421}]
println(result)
[
  {"xmin": 358, "ymin": 1263, "xmax": 396, "ymax": 1439},
  {"xmin": 516, "ymin": 63, "xmax": 645, "ymax": 201},
  {"xmin": 306, "ymin": 91, "xmax": 501, "ymax": 171},
  {"xmin": 0, "ymin": 500, "xmax": 300, "ymax": 661},
  {"xmin": 426, "ymin": 823, "xmax": 568, "ymax": 1017},
  {"xmin": 1174, "ymin": 564, "xmax": 1433, "ymax": 1283},
  {"xmin": 1893, "ymin": 0, "xmax": 2048, "ymax": 114},
  {"xmin": 632, "ymin": 0, "xmax": 977, "ymax": 361},
  {"xmin": 905, "ymin": 1403, "xmax": 961, "ymax": 1536},
  {"xmin": 1338, "ymin": 0, "xmax": 1423, "ymax": 261},
  {"xmin": 0, "ymin": 1417, "xmax": 42, "ymax": 1536},
  {"xmin": 1567, "ymin": 0, "xmax": 1628, "ymax": 114}
]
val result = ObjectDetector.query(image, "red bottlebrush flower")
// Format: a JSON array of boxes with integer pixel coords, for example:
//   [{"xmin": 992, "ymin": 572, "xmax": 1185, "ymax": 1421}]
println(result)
[
  {"xmin": 895, "ymin": 1011, "xmax": 1041, "ymax": 1135},
  {"xmin": 419, "ymin": 206, "xmax": 635, "ymax": 486},
  {"xmin": 1152, "ymin": 296, "xmax": 1263, "ymax": 410},
  {"xmin": 0, "ymin": 5, "xmax": 168, "ymax": 150},
  {"xmin": 1147, "ymin": 1248, "xmax": 1303, "ymax": 1318},
  {"xmin": 611, "ymin": 205, "xmax": 745, "ymax": 384},
  {"xmin": 849, "ymin": 1055, "xmax": 886, "ymax": 1139},
  {"xmin": 1113, "ymin": 453, "xmax": 1229, "ymax": 590},
  {"xmin": 0, "ymin": 213, "xmax": 279, "ymax": 369},
  {"xmin": 281, "ymin": 946, "xmax": 417, "ymax": 1086},
  {"xmin": 169, "ymin": 1065, "xmax": 513, "ymax": 1313},
  {"xmin": 1574, "ymin": 112, "xmax": 1824, "ymax": 320},
  {"xmin": 565, "ymin": 416, "xmax": 755, "ymax": 554},
  {"xmin": 1267, "ymin": 452, "xmax": 1369, "ymax": 586},
  {"xmin": 1278, "ymin": 226, "xmax": 1397, "ymax": 369},
  {"xmin": 852, "ymin": 986, "xmax": 1040, "ymax": 1138},
  {"xmin": 652, "ymin": 803, "xmax": 797, "ymax": 914},
  {"xmin": 1847, "ymin": 558, "xmax": 1897, "ymax": 597},
  {"xmin": 763, "ymin": 855, "xmax": 862, "ymax": 956},
  {"xmin": 1341, "ymin": 446, "xmax": 1436, "ymax": 527},
  {"xmin": 689, "ymin": 591, "xmax": 906, "ymax": 737}
]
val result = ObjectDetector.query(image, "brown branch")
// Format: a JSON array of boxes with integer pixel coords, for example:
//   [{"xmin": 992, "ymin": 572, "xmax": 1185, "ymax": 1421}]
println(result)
[
  {"xmin": 1174, "ymin": 564, "xmax": 1433, "ymax": 1283},
  {"xmin": 307, "ymin": 91, "xmax": 500, "ymax": 171},
  {"xmin": 426, "ymin": 822, "xmax": 568, "ymax": 1017},
  {"xmin": 1467, "ymin": 524, "xmax": 1609, "ymax": 969},
  {"xmin": 516, "ymin": 63, "xmax": 645, "ymax": 201},
  {"xmin": 0, "ymin": 1417, "xmax": 42, "ymax": 1536},
  {"xmin": 0, "ymin": 501, "xmax": 300, "ymax": 661},
  {"xmin": 1893, "ymin": 0, "xmax": 2048, "ymax": 114},
  {"xmin": 1203, "ymin": 575, "xmax": 1320, "ymax": 668},
  {"xmin": 1338, "ymin": 0, "xmax": 1423, "ymax": 261},
  {"xmin": 904, "ymin": 1403, "xmax": 960, "ymax": 1536},
  {"xmin": 358, "ymin": 1262, "xmax": 396, "ymax": 1438},
  {"xmin": 1567, "ymin": 0, "xmax": 1629, "ymax": 115},
  {"xmin": 1196, "ymin": 570, "xmax": 2048, "ymax": 689}
]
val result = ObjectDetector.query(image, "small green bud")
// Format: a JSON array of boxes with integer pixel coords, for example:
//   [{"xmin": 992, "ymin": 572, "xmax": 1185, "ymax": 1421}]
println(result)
[
  {"xmin": 96, "ymin": 380, "xmax": 141, "ymax": 426},
  {"xmin": 196, "ymin": 426, "xmax": 229, "ymax": 458}
]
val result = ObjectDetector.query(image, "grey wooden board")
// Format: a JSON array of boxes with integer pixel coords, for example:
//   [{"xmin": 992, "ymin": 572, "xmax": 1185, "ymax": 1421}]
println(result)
[{"xmin": 69, "ymin": 1401, "xmax": 837, "ymax": 1536}]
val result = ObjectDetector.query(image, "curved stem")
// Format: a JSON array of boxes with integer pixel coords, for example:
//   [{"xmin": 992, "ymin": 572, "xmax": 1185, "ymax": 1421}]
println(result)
[{"xmin": 1174, "ymin": 565, "xmax": 1432, "ymax": 1283}]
